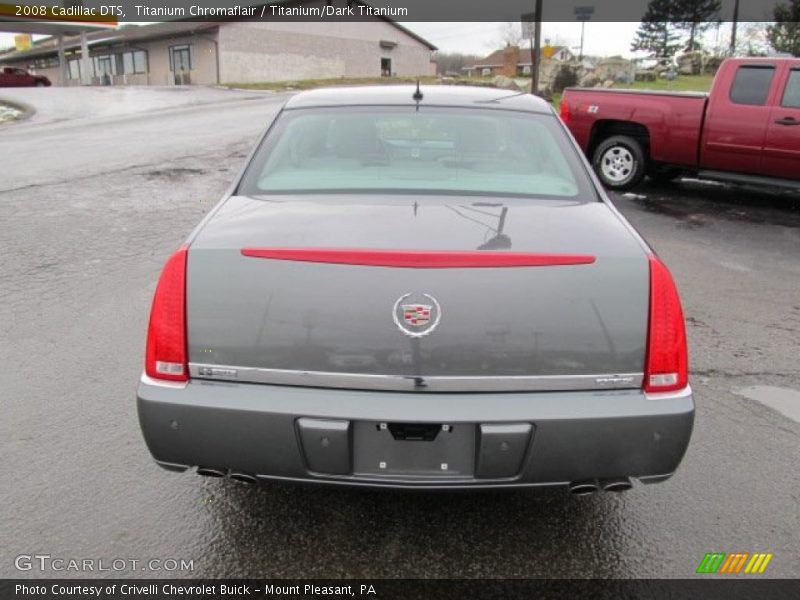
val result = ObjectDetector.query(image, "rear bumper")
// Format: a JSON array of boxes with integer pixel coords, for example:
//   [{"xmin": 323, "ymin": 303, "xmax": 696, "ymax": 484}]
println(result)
[{"xmin": 136, "ymin": 375, "xmax": 694, "ymax": 490}]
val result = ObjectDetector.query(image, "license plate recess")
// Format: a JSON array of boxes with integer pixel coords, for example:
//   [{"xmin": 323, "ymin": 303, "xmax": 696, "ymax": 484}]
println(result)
[{"xmin": 353, "ymin": 421, "xmax": 475, "ymax": 477}]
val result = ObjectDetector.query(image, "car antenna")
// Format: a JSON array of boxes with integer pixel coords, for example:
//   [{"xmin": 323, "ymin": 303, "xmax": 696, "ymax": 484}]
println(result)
[{"xmin": 412, "ymin": 80, "xmax": 423, "ymax": 110}]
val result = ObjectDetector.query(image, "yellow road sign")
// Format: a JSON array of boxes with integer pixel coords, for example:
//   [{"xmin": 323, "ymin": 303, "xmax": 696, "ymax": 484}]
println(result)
[{"xmin": 14, "ymin": 33, "xmax": 32, "ymax": 51}]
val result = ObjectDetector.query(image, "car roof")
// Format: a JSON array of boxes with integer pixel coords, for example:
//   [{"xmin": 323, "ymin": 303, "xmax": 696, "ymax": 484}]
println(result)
[{"xmin": 283, "ymin": 85, "xmax": 553, "ymax": 113}]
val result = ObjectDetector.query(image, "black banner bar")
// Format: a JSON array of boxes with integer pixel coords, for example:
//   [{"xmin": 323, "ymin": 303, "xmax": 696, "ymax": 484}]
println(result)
[
  {"xmin": 3, "ymin": 579, "xmax": 800, "ymax": 600},
  {"xmin": 2, "ymin": 0, "xmax": 791, "ymax": 23}
]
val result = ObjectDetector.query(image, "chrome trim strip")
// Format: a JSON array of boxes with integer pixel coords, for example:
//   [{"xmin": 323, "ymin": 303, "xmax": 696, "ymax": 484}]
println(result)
[
  {"xmin": 188, "ymin": 363, "xmax": 643, "ymax": 393},
  {"xmin": 140, "ymin": 372, "xmax": 188, "ymax": 390}
]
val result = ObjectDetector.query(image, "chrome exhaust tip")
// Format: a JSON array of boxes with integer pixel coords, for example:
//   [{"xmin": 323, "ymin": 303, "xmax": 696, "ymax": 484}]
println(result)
[
  {"xmin": 568, "ymin": 480, "xmax": 599, "ymax": 496},
  {"xmin": 229, "ymin": 472, "xmax": 258, "ymax": 484},
  {"xmin": 196, "ymin": 466, "xmax": 226, "ymax": 478},
  {"xmin": 600, "ymin": 477, "xmax": 633, "ymax": 493}
]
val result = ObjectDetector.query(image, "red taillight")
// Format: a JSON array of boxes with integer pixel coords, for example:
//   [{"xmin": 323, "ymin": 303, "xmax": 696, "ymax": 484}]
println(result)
[
  {"xmin": 559, "ymin": 98, "xmax": 571, "ymax": 124},
  {"xmin": 644, "ymin": 255, "xmax": 688, "ymax": 393},
  {"xmin": 145, "ymin": 245, "xmax": 188, "ymax": 382}
]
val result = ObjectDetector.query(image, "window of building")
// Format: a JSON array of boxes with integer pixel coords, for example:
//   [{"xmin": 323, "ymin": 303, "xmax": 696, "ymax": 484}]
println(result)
[
  {"xmin": 94, "ymin": 55, "xmax": 115, "ymax": 78},
  {"xmin": 481, "ymin": 67, "xmax": 491, "ymax": 76},
  {"xmin": 133, "ymin": 51, "xmax": 147, "ymax": 73},
  {"xmin": 67, "ymin": 58, "xmax": 81, "ymax": 80},
  {"xmin": 33, "ymin": 57, "xmax": 59, "ymax": 69},
  {"xmin": 121, "ymin": 50, "xmax": 148, "ymax": 74},
  {"xmin": 169, "ymin": 45, "xmax": 192, "ymax": 72},
  {"xmin": 729, "ymin": 65, "xmax": 775, "ymax": 106},
  {"xmin": 522, "ymin": 65, "xmax": 531, "ymax": 75},
  {"xmin": 781, "ymin": 69, "xmax": 800, "ymax": 109}
]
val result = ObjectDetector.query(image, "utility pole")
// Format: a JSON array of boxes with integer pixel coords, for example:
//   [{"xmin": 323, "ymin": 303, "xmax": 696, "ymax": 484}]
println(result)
[
  {"xmin": 521, "ymin": 9, "xmax": 537, "ymax": 94},
  {"xmin": 532, "ymin": 0, "xmax": 543, "ymax": 95},
  {"xmin": 574, "ymin": 6, "xmax": 594, "ymax": 62},
  {"xmin": 729, "ymin": 0, "xmax": 740, "ymax": 56},
  {"xmin": 522, "ymin": 1, "xmax": 545, "ymax": 95},
  {"xmin": 579, "ymin": 21, "xmax": 586, "ymax": 61}
]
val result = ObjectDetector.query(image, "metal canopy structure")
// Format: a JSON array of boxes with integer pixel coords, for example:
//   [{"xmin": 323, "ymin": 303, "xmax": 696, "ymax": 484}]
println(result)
[
  {"xmin": 1, "ymin": 1, "xmax": 116, "ymax": 84},
  {"xmin": 0, "ymin": 21, "xmax": 110, "ymax": 36}
]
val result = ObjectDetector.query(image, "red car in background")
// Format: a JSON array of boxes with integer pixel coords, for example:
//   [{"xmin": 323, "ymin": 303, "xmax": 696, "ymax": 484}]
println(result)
[
  {"xmin": 561, "ymin": 57, "xmax": 800, "ymax": 190},
  {"xmin": 0, "ymin": 67, "xmax": 51, "ymax": 87}
]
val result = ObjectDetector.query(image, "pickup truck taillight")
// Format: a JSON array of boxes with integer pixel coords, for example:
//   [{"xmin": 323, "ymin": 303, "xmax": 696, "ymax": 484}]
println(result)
[
  {"xmin": 559, "ymin": 99, "xmax": 570, "ymax": 124},
  {"xmin": 644, "ymin": 256, "xmax": 688, "ymax": 393},
  {"xmin": 145, "ymin": 246, "xmax": 188, "ymax": 382}
]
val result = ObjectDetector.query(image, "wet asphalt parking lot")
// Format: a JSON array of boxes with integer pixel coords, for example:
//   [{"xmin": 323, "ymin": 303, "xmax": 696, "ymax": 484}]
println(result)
[{"xmin": 1, "ymin": 89, "xmax": 798, "ymax": 579}]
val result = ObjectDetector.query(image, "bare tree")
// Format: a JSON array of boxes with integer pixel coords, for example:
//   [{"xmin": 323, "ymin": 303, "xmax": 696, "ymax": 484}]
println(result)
[
  {"xmin": 432, "ymin": 52, "xmax": 481, "ymax": 76},
  {"xmin": 736, "ymin": 22, "xmax": 771, "ymax": 56},
  {"xmin": 495, "ymin": 22, "xmax": 525, "ymax": 48}
]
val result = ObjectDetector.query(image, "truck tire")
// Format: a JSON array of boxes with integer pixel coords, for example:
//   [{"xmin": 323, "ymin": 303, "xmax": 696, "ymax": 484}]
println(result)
[{"xmin": 592, "ymin": 135, "xmax": 646, "ymax": 191}]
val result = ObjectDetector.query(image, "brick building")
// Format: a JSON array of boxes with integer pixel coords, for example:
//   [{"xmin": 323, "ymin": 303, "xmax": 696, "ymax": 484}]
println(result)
[{"xmin": 0, "ymin": 1, "xmax": 435, "ymax": 86}]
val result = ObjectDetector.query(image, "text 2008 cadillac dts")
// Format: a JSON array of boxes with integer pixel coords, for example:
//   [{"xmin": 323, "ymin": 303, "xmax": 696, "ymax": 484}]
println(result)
[{"xmin": 137, "ymin": 86, "xmax": 693, "ymax": 493}]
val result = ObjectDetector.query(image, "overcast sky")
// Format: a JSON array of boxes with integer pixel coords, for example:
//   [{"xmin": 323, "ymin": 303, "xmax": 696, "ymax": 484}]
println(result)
[
  {"xmin": 405, "ymin": 22, "xmax": 642, "ymax": 56},
  {"xmin": 0, "ymin": 21, "xmax": 738, "ymax": 59}
]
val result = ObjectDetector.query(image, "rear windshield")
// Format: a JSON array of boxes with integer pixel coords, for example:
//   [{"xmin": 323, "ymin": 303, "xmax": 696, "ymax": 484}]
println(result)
[{"xmin": 238, "ymin": 106, "xmax": 592, "ymax": 199}]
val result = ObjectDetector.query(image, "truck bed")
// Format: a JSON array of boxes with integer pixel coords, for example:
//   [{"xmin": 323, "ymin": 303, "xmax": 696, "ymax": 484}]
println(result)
[
  {"xmin": 566, "ymin": 87, "xmax": 708, "ymax": 99},
  {"xmin": 561, "ymin": 87, "xmax": 709, "ymax": 169}
]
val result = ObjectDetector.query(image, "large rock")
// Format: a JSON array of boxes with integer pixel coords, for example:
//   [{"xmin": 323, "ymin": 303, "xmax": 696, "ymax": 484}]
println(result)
[
  {"xmin": 594, "ymin": 57, "xmax": 633, "ymax": 82},
  {"xmin": 579, "ymin": 74, "xmax": 601, "ymax": 87},
  {"xmin": 534, "ymin": 59, "xmax": 585, "ymax": 92},
  {"xmin": 677, "ymin": 51, "xmax": 724, "ymax": 76},
  {"xmin": 492, "ymin": 75, "xmax": 521, "ymax": 90}
]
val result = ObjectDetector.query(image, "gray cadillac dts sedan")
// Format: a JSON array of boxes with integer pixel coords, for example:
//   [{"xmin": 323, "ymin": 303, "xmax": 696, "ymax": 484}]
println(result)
[{"xmin": 137, "ymin": 85, "xmax": 693, "ymax": 494}]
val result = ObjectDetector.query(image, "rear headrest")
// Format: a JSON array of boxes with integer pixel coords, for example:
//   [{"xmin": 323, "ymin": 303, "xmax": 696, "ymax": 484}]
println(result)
[
  {"xmin": 290, "ymin": 118, "xmax": 328, "ymax": 162},
  {"xmin": 327, "ymin": 118, "xmax": 383, "ymax": 159},
  {"xmin": 457, "ymin": 118, "xmax": 499, "ymax": 155}
]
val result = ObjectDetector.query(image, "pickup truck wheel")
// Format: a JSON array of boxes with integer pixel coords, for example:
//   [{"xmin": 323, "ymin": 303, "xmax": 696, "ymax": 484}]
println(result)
[{"xmin": 593, "ymin": 135, "xmax": 646, "ymax": 191}]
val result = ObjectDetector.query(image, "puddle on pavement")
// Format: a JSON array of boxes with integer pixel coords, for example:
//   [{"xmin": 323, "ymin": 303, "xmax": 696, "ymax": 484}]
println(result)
[
  {"xmin": 629, "ymin": 195, "xmax": 708, "ymax": 228},
  {"xmin": 737, "ymin": 385, "xmax": 800, "ymax": 423},
  {"xmin": 145, "ymin": 167, "xmax": 205, "ymax": 180},
  {"xmin": 620, "ymin": 179, "xmax": 800, "ymax": 228}
]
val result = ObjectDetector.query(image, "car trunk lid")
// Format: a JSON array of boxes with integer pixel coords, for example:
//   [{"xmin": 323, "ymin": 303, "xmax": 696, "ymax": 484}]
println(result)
[{"xmin": 185, "ymin": 194, "xmax": 649, "ymax": 392}]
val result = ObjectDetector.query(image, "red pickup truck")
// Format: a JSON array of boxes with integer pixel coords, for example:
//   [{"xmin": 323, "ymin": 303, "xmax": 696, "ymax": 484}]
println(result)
[
  {"xmin": 561, "ymin": 57, "xmax": 800, "ymax": 190},
  {"xmin": 0, "ymin": 67, "xmax": 51, "ymax": 88}
]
